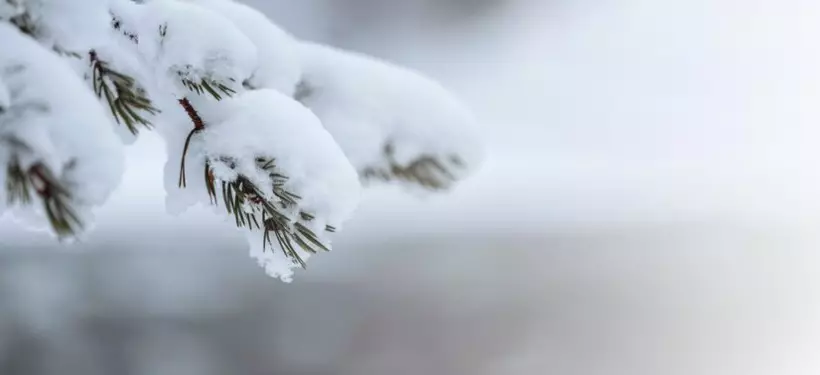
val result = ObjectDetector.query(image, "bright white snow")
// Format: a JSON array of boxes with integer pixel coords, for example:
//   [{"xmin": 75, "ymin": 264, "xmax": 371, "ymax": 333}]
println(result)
[
  {"xmin": 183, "ymin": 0, "xmax": 302, "ymax": 96},
  {"xmin": 0, "ymin": 23, "xmax": 124, "ymax": 236},
  {"xmin": 128, "ymin": 0, "xmax": 258, "ymax": 97},
  {"xmin": 0, "ymin": 0, "xmax": 482, "ymax": 280},
  {"xmin": 199, "ymin": 89, "xmax": 361, "ymax": 281},
  {"xmin": 297, "ymin": 42, "xmax": 484, "ymax": 188}
]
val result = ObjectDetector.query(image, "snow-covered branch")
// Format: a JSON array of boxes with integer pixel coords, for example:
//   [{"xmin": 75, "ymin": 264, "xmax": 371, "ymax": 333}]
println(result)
[{"xmin": 0, "ymin": 0, "xmax": 483, "ymax": 281}]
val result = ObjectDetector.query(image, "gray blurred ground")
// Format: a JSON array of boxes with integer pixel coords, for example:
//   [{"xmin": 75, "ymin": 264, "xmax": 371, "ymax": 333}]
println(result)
[
  {"xmin": 2, "ymin": 223, "xmax": 820, "ymax": 375},
  {"xmin": 4, "ymin": 0, "xmax": 820, "ymax": 374}
]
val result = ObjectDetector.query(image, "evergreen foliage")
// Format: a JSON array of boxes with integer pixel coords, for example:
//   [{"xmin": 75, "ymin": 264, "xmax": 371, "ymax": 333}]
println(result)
[
  {"xmin": 90, "ymin": 50, "xmax": 159, "ymax": 135},
  {"xmin": 0, "ymin": 0, "xmax": 480, "ymax": 280}
]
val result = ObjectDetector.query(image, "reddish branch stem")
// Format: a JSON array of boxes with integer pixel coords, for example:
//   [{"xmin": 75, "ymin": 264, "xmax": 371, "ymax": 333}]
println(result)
[
  {"xmin": 177, "ymin": 97, "xmax": 205, "ymax": 188},
  {"xmin": 178, "ymin": 98, "xmax": 204, "ymax": 130},
  {"xmin": 29, "ymin": 164, "xmax": 50, "ymax": 196}
]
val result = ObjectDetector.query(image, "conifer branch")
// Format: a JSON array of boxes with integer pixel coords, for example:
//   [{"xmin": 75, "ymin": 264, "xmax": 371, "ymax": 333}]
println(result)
[
  {"xmin": 177, "ymin": 97, "xmax": 203, "ymax": 188},
  {"xmin": 6, "ymin": 158, "xmax": 82, "ymax": 238},
  {"xmin": 8, "ymin": 9, "xmax": 36, "ymax": 37},
  {"xmin": 177, "ymin": 97, "xmax": 204, "ymax": 130},
  {"xmin": 176, "ymin": 98, "xmax": 204, "ymax": 188},
  {"xmin": 175, "ymin": 96, "xmax": 331, "ymax": 266},
  {"xmin": 90, "ymin": 50, "xmax": 159, "ymax": 135},
  {"xmin": 204, "ymin": 157, "xmax": 335, "ymax": 268},
  {"xmin": 110, "ymin": 12, "xmax": 138, "ymax": 44},
  {"xmin": 0, "ymin": 81, "xmax": 82, "ymax": 238},
  {"xmin": 361, "ymin": 143, "xmax": 462, "ymax": 190},
  {"xmin": 179, "ymin": 74, "xmax": 236, "ymax": 100}
]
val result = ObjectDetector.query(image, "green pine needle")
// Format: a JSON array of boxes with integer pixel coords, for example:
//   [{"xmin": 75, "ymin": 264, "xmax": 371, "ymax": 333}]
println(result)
[
  {"xmin": 90, "ymin": 52, "xmax": 159, "ymax": 135},
  {"xmin": 180, "ymin": 77, "xmax": 236, "ymax": 101},
  {"xmin": 362, "ymin": 148, "xmax": 463, "ymax": 190},
  {"xmin": 6, "ymin": 160, "xmax": 83, "ymax": 238},
  {"xmin": 196, "ymin": 157, "xmax": 334, "ymax": 268}
]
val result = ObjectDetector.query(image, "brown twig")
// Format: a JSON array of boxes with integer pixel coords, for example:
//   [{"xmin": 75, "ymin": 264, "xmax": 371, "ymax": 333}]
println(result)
[
  {"xmin": 178, "ymin": 98, "xmax": 204, "ymax": 130},
  {"xmin": 177, "ymin": 98, "xmax": 205, "ymax": 187}
]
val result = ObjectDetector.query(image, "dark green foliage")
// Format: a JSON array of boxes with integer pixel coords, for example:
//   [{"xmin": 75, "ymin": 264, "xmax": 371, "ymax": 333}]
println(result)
[
  {"xmin": 9, "ymin": 8, "xmax": 37, "ymax": 37},
  {"xmin": 175, "ymin": 66, "xmax": 237, "ymax": 101},
  {"xmin": 0, "ymin": 82, "xmax": 82, "ymax": 237},
  {"xmin": 362, "ymin": 143, "xmax": 463, "ymax": 190},
  {"xmin": 53, "ymin": 47, "xmax": 82, "ymax": 59},
  {"xmin": 180, "ymin": 76, "xmax": 236, "ymax": 101},
  {"xmin": 174, "ymin": 83, "xmax": 328, "ymax": 267},
  {"xmin": 201, "ymin": 157, "xmax": 335, "ymax": 268},
  {"xmin": 90, "ymin": 51, "xmax": 159, "ymax": 135},
  {"xmin": 6, "ymin": 160, "xmax": 82, "ymax": 238},
  {"xmin": 5, "ymin": 159, "xmax": 31, "ymax": 206}
]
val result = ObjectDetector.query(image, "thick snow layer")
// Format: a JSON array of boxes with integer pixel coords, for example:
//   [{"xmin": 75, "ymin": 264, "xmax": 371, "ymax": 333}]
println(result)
[
  {"xmin": 198, "ymin": 89, "xmax": 361, "ymax": 280},
  {"xmin": 0, "ymin": 23, "xmax": 124, "ymax": 235},
  {"xmin": 297, "ymin": 42, "xmax": 484, "ymax": 187},
  {"xmin": 199, "ymin": 89, "xmax": 362, "ymax": 225},
  {"xmin": 182, "ymin": 0, "xmax": 302, "ymax": 96},
  {"xmin": 0, "ymin": 0, "xmax": 482, "ymax": 281},
  {"xmin": 11, "ymin": 0, "xmax": 111, "ymax": 52},
  {"xmin": 127, "ymin": 0, "xmax": 258, "ymax": 97}
]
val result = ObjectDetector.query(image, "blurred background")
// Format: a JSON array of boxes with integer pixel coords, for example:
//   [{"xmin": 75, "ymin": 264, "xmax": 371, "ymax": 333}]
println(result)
[{"xmin": 3, "ymin": 0, "xmax": 820, "ymax": 374}]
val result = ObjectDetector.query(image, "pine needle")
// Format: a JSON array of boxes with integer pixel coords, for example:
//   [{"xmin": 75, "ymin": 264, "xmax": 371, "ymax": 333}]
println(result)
[
  {"xmin": 6, "ymin": 159, "xmax": 83, "ymax": 238},
  {"xmin": 198, "ymin": 158, "xmax": 334, "ymax": 268},
  {"xmin": 90, "ymin": 51, "xmax": 159, "ymax": 135}
]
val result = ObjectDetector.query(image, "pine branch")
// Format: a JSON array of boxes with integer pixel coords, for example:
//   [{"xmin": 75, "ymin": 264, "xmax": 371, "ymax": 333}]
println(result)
[
  {"xmin": 8, "ymin": 9, "xmax": 37, "ymax": 37},
  {"xmin": 177, "ymin": 97, "xmax": 203, "ymax": 188},
  {"xmin": 0, "ymin": 84, "xmax": 82, "ymax": 237},
  {"xmin": 53, "ymin": 47, "xmax": 82, "ymax": 59},
  {"xmin": 5, "ymin": 159, "xmax": 31, "ymax": 205},
  {"xmin": 110, "ymin": 12, "xmax": 139, "ymax": 44},
  {"xmin": 176, "ymin": 93, "xmax": 331, "ymax": 267},
  {"xmin": 362, "ymin": 143, "xmax": 462, "ymax": 190},
  {"xmin": 204, "ymin": 157, "xmax": 335, "ymax": 268},
  {"xmin": 177, "ymin": 97, "xmax": 204, "ymax": 130},
  {"xmin": 90, "ymin": 50, "xmax": 159, "ymax": 135},
  {"xmin": 6, "ymin": 159, "xmax": 82, "ymax": 238},
  {"xmin": 180, "ymin": 75, "xmax": 236, "ymax": 101}
]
